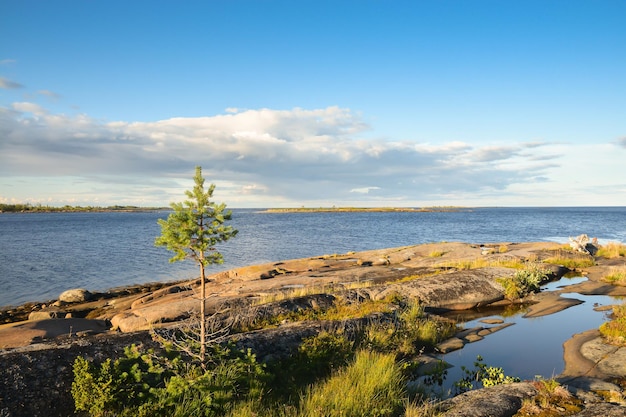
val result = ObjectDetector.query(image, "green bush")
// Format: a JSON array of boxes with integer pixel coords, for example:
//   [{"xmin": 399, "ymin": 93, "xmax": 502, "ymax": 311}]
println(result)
[
  {"xmin": 497, "ymin": 264, "xmax": 547, "ymax": 299},
  {"xmin": 72, "ymin": 343, "xmax": 267, "ymax": 417},
  {"xmin": 72, "ymin": 345, "xmax": 169, "ymax": 416}
]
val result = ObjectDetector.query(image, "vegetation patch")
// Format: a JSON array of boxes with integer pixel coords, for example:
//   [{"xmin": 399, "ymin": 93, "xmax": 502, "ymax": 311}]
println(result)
[
  {"xmin": 599, "ymin": 303, "xmax": 626, "ymax": 346},
  {"xmin": 453, "ymin": 355, "xmax": 520, "ymax": 394},
  {"xmin": 297, "ymin": 350, "xmax": 405, "ymax": 417},
  {"xmin": 597, "ymin": 242, "xmax": 626, "ymax": 259},
  {"xmin": 438, "ymin": 257, "xmax": 527, "ymax": 271},
  {"xmin": 542, "ymin": 250, "xmax": 595, "ymax": 269},
  {"xmin": 603, "ymin": 265, "xmax": 626, "ymax": 285},
  {"xmin": 515, "ymin": 378, "xmax": 582, "ymax": 416},
  {"xmin": 496, "ymin": 264, "xmax": 548, "ymax": 300}
]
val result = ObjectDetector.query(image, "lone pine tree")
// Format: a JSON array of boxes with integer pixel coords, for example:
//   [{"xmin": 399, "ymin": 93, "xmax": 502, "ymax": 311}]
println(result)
[{"xmin": 155, "ymin": 166, "xmax": 238, "ymax": 362}]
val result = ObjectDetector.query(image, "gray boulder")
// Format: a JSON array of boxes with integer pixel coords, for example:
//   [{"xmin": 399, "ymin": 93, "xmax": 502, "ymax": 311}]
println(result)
[{"xmin": 59, "ymin": 288, "xmax": 93, "ymax": 303}]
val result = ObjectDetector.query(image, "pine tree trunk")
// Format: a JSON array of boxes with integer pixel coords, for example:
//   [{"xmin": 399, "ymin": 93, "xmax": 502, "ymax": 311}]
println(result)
[{"xmin": 200, "ymin": 263, "xmax": 206, "ymax": 365}]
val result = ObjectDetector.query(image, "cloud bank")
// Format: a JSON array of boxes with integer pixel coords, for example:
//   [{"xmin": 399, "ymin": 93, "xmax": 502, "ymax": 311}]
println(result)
[{"xmin": 0, "ymin": 104, "xmax": 623, "ymax": 207}]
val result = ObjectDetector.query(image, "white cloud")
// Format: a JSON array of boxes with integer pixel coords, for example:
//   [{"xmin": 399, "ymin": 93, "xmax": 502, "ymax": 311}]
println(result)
[
  {"xmin": 0, "ymin": 76, "xmax": 24, "ymax": 89},
  {"xmin": 350, "ymin": 187, "xmax": 381, "ymax": 194},
  {"xmin": 37, "ymin": 90, "xmax": 61, "ymax": 100},
  {"xmin": 1, "ymin": 104, "xmax": 624, "ymax": 207},
  {"xmin": 11, "ymin": 101, "xmax": 48, "ymax": 116}
]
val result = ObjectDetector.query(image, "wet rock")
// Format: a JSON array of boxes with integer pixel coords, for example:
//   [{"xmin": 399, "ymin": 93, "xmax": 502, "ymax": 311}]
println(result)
[{"xmin": 438, "ymin": 337, "xmax": 465, "ymax": 353}]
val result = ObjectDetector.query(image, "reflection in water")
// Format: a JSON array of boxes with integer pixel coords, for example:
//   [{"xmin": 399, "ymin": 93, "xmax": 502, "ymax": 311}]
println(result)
[{"xmin": 435, "ymin": 276, "xmax": 619, "ymax": 394}]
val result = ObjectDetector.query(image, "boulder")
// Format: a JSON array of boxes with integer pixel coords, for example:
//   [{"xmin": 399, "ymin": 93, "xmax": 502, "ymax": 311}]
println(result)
[
  {"xmin": 388, "ymin": 267, "xmax": 514, "ymax": 310},
  {"xmin": 28, "ymin": 310, "xmax": 62, "ymax": 321},
  {"xmin": 59, "ymin": 288, "xmax": 92, "ymax": 303},
  {"xmin": 110, "ymin": 312, "xmax": 149, "ymax": 332},
  {"xmin": 438, "ymin": 382, "xmax": 538, "ymax": 416}
]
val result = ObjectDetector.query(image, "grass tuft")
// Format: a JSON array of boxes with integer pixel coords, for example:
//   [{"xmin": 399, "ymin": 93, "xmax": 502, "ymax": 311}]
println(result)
[
  {"xmin": 599, "ymin": 303, "xmax": 626, "ymax": 346},
  {"xmin": 542, "ymin": 249, "xmax": 595, "ymax": 269},
  {"xmin": 298, "ymin": 350, "xmax": 405, "ymax": 417},
  {"xmin": 597, "ymin": 242, "xmax": 626, "ymax": 259},
  {"xmin": 603, "ymin": 265, "xmax": 626, "ymax": 285}
]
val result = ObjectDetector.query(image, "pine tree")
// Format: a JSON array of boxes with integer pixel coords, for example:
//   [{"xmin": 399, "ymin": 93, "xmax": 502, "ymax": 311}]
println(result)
[{"xmin": 155, "ymin": 166, "xmax": 238, "ymax": 362}]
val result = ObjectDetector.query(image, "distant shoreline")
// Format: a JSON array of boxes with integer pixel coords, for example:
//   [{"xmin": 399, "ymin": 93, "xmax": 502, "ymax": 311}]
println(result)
[
  {"xmin": 0, "ymin": 204, "xmax": 169, "ymax": 214},
  {"xmin": 263, "ymin": 206, "xmax": 468, "ymax": 213}
]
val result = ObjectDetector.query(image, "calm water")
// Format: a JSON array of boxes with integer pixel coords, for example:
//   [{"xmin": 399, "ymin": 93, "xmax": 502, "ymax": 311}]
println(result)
[
  {"xmin": 0, "ymin": 207, "xmax": 624, "ymax": 308},
  {"xmin": 436, "ymin": 275, "xmax": 622, "ymax": 394}
]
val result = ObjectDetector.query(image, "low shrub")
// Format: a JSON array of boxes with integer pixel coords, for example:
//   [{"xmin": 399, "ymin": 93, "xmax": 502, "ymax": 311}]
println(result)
[
  {"xmin": 72, "ymin": 343, "xmax": 267, "ymax": 417},
  {"xmin": 453, "ymin": 355, "xmax": 520, "ymax": 394},
  {"xmin": 497, "ymin": 264, "xmax": 548, "ymax": 300}
]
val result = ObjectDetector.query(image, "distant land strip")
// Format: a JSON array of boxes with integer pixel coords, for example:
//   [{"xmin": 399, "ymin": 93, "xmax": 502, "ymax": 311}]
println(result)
[
  {"xmin": 0, "ymin": 204, "xmax": 169, "ymax": 213},
  {"xmin": 263, "ymin": 206, "xmax": 468, "ymax": 213}
]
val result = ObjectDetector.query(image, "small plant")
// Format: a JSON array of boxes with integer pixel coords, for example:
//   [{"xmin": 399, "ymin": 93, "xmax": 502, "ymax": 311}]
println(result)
[
  {"xmin": 428, "ymin": 250, "xmax": 445, "ymax": 257},
  {"xmin": 453, "ymin": 355, "xmax": 520, "ymax": 394},
  {"xmin": 498, "ymin": 245, "xmax": 509, "ymax": 253},
  {"xmin": 599, "ymin": 303, "xmax": 626, "ymax": 346},
  {"xmin": 603, "ymin": 265, "xmax": 626, "ymax": 285},
  {"xmin": 358, "ymin": 301, "xmax": 458, "ymax": 355},
  {"xmin": 497, "ymin": 264, "xmax": 548, "ymax": 300},
  {"xmin": 515, "ymin": 377, "xmax": 582, "ymax": 416}
]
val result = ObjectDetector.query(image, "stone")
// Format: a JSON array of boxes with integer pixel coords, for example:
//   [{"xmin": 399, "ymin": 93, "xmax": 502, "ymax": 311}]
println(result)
[
  {"xmin": 463, "ymin": 333, "xmax": 484, "ymax": 343},
  {"xmin": 59, "ymin": 288, "xmax": 92, "ymax": 303},
  {"xmin": 437, "ymin": 337, "xmax": 465, "ymax": 353},
  {"xmin": 28, "ymin": 310, "xmax": 62, "ymax": 320},
  {"xmin": 438, "ymin": 382, "xmax": 538, "ymax": 417},
  {"xmin": 480, "ymin": 318, "xmax": 504, "ymax": 324},
  {"xmin": 110, "ymin": 312, "xmax": 149, "ymax": 332},
  {"xmin": 573, "ymin": 403, "xmax": 626, "ymax": 416}
]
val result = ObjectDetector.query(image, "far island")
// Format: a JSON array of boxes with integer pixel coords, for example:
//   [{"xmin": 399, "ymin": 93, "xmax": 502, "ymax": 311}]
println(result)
[{"xmin": 263, "ymin": 206, "xmax": 469, "ymax": 213}]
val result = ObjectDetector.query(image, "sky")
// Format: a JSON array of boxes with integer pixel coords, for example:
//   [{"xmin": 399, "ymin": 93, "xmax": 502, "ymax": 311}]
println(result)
[{"xmin": 1, "ymin": 1, "xmax": 625, "ymax": 208}]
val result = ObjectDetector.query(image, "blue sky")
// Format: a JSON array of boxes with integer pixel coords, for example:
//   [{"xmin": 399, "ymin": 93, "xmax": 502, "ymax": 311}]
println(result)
[{"xmin": 1, "ymin": 0, "xmax": 625, "ymax": 207}]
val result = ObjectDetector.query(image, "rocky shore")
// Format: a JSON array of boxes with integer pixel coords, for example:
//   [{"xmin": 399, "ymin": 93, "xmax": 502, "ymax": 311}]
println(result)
[{"xmin": 1, "ymin": 241, "xmax": 625, "ymax": 416}]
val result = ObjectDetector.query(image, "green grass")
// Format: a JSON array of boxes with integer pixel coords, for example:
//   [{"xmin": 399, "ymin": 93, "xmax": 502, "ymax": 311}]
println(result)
[
  {"xmin": 437, "ymin": 258, "xmax": 527, "ymax": 271},
  {"xmin": 597, "ymin": 242, "xmax": 626, "ymax": 258},
  {"xmin": 603, "ymin": 266, "xmax": 626, "ymax": 285},
  {"xmin": 542, "ymin": 250, "xmax": 595, "ymax": 269},
  {"xmin": 298, "ymin": 350, "xmax": 405, "ymax": 417},
  {"xmin": 599, "ymin": 303, "xmax": 626, "ymax": 346}
]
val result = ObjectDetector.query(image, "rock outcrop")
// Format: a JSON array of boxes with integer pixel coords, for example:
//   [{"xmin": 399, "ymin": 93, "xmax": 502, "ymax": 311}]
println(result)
[{"xmin": 1, "ymin": 240, "xmax": 625, "ymax": 416}]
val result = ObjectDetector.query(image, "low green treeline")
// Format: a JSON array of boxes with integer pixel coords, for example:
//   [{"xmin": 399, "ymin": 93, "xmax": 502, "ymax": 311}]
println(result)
[
  {"xmin": 0, "ymin": 203, "xmax": 165, "ymax": 213},
  {"xmin": 71, "ymin": 301, "xmax": 523, "ymax": 417}
]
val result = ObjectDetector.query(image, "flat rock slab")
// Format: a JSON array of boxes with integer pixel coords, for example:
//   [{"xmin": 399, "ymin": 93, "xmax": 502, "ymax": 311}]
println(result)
[
  {"xmin": 439, "ymin": 382, "xmax": 538, "ymax": 417},
  {"xmin": 0, "ymin": 318, "xmax": 110, "ymax": 349},
  {"xmin": 580, "ymin": 337, "xmax": 626, "ymax": 377}
]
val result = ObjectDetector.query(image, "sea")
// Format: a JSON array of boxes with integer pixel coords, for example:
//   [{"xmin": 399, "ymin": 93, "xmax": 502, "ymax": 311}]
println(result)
[{"xmin": 1, "ymin": 207, "xmax": 624, "ymax": 308}]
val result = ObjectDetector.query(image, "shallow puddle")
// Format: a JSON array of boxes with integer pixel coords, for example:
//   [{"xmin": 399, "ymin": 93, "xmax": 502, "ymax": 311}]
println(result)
[{"xmin": 435, "ymin": 276, "xmax": 621, "ymax": 394}]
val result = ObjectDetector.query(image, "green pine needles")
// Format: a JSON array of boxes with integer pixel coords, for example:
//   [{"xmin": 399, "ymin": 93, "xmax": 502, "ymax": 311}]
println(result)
[{"xmin": 155, "ymin": 166, "xmax": 238, "ymax": 363}]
